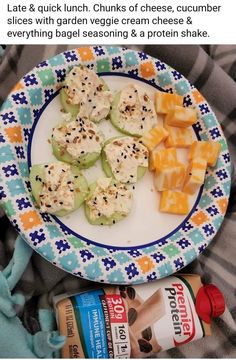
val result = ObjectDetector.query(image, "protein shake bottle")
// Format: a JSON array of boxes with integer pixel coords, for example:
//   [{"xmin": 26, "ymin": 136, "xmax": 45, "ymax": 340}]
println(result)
[{"xmin": 54, "ymin": 274, "xmax": 225, "ymax": 358}]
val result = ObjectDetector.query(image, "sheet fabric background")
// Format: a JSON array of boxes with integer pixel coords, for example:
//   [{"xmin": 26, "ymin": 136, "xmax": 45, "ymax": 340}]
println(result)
[{"xmin": 0, "ymin": 45, "xmax": 236, "ymax": 358}]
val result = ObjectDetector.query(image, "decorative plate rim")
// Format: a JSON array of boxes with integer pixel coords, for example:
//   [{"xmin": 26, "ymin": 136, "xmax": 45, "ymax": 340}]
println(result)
[{"xmin": 0, "ymin": 45, "xmax": 231, "ymax": 284}]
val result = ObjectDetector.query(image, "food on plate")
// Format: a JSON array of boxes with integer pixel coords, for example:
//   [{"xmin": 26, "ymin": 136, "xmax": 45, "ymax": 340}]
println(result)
[
  {"xmin": 30, "ymin": 65, "xmax": 221, "ymax": 223},
  {"xmin": 183, "ymin": 157, "xmax": 207, "ymax": 194},
  {"xmin": 164, "ymin": 124, "xmax": 195, "ymax": 147},
  {"xmin": 149, "ymin": 147, "xmax": 177, "ymax": 171},
  {"xmin": 52, "ymin": 117, "xmax": 104, "ymax": 169},
  {"xmin": 154, "ymin": 162, "xmax": 186, "ymax": 191},
  {"xmin": 29, "ymin": 162, "xmax": 88, "ymax": 216},
  {"xmin": 150, "ymin": 90, "xmax": 200, "ymax": 213},
  {"xmin": 159, "ymin": 190, "xmax": 189, "ymax": 215},
  {"xmin": 85, "ymin": 177, "xmax": 133, "ymax": 225},
  {"xmin": 102, "ymin": 136, "xmax": 149, "ymax": 184},
  {"xmin": 60, "ymin": 65, "xmax": 112, "ymax": 122},
  {"xmin": 140, "ymin": 125, "xmax": 169, "ymax": 151},
  {"xmin": 110, "ymin": 84, "xmax": 158, "ymax": 137},
  {"xmin": 189, "ymin": 140, "xmax": 221, "ymax": 167},
  {"xmin": 165, "ymin": 105, "xmax": 197, "ymax": 128},
  {"xmin": 155, "ymin": 90, "xmax": 183, "ymax": 114}
]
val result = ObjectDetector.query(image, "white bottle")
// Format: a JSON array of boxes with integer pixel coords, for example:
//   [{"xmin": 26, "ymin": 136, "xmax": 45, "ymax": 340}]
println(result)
[{"xmin": 54, "ymin": 274, "xmax": 225, "ymax": 358}]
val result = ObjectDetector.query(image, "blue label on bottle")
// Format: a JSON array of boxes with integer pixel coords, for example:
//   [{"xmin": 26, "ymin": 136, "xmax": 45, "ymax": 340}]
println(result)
[{"xmin": 73, "ymin": 289, "xmax": 109, "ymax": 358}]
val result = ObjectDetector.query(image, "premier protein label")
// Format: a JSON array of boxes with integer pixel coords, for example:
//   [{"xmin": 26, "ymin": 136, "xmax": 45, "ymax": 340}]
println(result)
[
  {"xmin": 149, "ymin": 276, "xmax": 204, "ymax": 351},
  {"xmin": 165, "ymin": 282, "xmax": 202, "ymax": 346},
  {"xmin": 55, "ymin": 275, "xmax": 207, "ymax": 358}
]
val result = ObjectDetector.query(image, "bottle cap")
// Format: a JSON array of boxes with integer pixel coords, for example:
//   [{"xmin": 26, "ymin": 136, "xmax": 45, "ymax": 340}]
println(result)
[{"xmin": 195, "ymin": 284, "xmax": 225, "ymax": 324}]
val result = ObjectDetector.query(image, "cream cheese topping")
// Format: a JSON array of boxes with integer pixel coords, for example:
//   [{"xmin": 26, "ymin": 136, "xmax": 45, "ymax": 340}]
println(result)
[
  {"xmin": 86, "ymin": 178, "xmax": 133, "ymax": 220},
  {"xmin": 104, "ymin": 137, "xmax": 149, "ymax": 183},
  {"xmin": 61, "ymin": 112, "xmax": 73, "ymax": 123},
  {"xmin": 117, "ymin": 84, "xmax": 158, "ymax": 135},
  {"xmin": 64, "ymin": 66, "xmax": 112, "ymax": 122},
  {"xmin": 52, "ymin": 118, "xmax": 104, "ymax": 160},
  {"xmin": 39, "ymin": 163, "xmax": 74, "ymax": 214}
]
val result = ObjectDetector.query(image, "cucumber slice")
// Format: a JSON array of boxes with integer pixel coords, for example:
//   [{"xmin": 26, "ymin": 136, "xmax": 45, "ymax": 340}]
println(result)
[
  {"xmin": 101, "ymin": 149, "xmax": 113, "ymax": 178},
  {"xmin": 52, "ymin": 138, "xmax": 101, "ymax": 170},
  {"xmin": 60, "ymin": 76, "xmax": 110, "ymax": 119},
  {"xmin": 100, "ymin": 77, "xmax": 110, "ymax": 91},
  {"xmin": 30, "ymin": 164, "xmax": 45, "ymax": 205},
  {"xmin": 85, "ymin": 204, "xmax": 127, "ymax": 226},
  {"xmin": 101, "ymin": 136, "xmax": 148, "ymax": 183},
  {"xmin": 30, "ymin": 163, "xmax": 88, "ymax": 217},
  {"xmin": 60, "ymin": 88, "xmax": 80, "ymax": 117},
  {"xmin": 110, "ymin": 92, "xmax": 129, "ymax": 135},
  {"xmin": 110, "ymin": 92, "xmax": 142, "ymax": 137},
  {"xmin": 110, "ymin": 91, "xmax": 158, "ymax": 137},
  {"xmin": 85, "ymin": 180, "xmax": 132, "ymax": 225}
]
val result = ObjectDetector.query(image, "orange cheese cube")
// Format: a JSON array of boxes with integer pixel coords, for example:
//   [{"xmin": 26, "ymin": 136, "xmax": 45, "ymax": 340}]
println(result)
[
  {"xmin": 140, "ymin": 126, "xmax": 169, "ymax": 151},
  {"xmin": 160, "ymin": 190, "xmax": 190, "ymax": 215},
  {"xmin": 154, "ymin": 162, "xmax": 186, "ymax": 191},
  {"xmin": 155, "ymin": 91, "xmax": 183, "ymax": 114},
  {"xmin": 164, "ymin": 124, "xmax": 195, "ymax": 148},
  {"xmin": 189, "ymin": 141, "xmax": 221, "ymax": 167},
  {"xmin": 183, "ymin": 158, "xmax": 207, "ymax": 194},
  {"xmin": 149, "ymin": 147, "xmax": 177, "ymax": 171},
  {"xmin": 165, "ymin": 106, "xmax": 197, "ymax": 128}
]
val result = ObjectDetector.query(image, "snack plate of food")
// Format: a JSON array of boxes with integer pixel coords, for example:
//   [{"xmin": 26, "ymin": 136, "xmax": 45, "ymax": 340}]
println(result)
[{"xmin": 0, "ymin": 46, "xmax": 231, "ymax": 284}]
